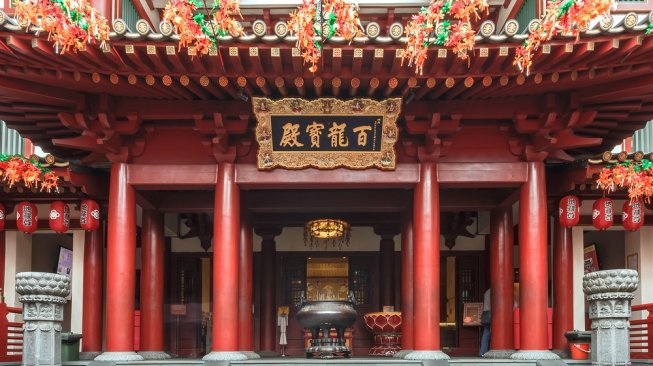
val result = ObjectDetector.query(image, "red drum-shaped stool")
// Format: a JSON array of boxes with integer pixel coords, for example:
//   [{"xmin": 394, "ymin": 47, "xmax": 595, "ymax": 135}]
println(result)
[{"xmin": 363, "ymin": 311, "xmax": 402, "ymax": 356}]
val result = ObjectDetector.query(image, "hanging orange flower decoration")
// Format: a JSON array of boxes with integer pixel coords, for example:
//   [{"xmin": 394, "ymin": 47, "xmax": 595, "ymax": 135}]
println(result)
[
  {"xmin": 288, "ymin": 0, "xmax": 364, "ymax": 73},
  {"xmin": 514, "ymin": 0, "xmax": 613, "ymax": 74},
  {"xmin": 14, "ymin": 0, "xmax": 110, "ymax": 53},
  {"xmin": 403, "ymin": 0, "xmax": 489, "ymax": 75},
  {"xmin": 596, "ymin": 159, "xmax": 653, "ymax": 203},
  {"xmin": 0, "ymin": 155, "xmax": 60, "ymax": 192},
  {"xmin": 163, "ymin": 0, "xmax": 244, "ymax": 56}
]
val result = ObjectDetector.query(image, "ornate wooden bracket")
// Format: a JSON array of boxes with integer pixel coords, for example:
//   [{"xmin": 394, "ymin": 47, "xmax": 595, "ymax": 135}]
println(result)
[
  {"xmin": 53, "ymin": 96, "xmax": 144, "ymax": 163},
  {"xmin": 194, "ymin": 112, "xmax": 249, "ymax": 163},
  {"xmin": 512, "ymin": 110, "xmax": 600, "ymax": 161},
  {"xmin": 408, "ymin": 112, "xmax": 461, "ymax": 162}
]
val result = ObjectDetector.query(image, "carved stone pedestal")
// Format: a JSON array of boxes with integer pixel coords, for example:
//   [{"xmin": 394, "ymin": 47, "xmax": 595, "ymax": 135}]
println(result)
[
  {"xmin": 583, "ymin": 269, "xmax": 638, "ymax": 366},
  {"xmin": 15, "ymin": 272, "xmax": 71, "ymax": 366}
]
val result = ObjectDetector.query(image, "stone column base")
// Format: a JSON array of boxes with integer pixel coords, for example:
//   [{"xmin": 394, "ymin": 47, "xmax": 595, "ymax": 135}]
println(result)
[
  {"xmin": 552, "ymin": 348, "xmax": 569, "ymax": 359},
  {"xmin": 404, "ymin": 350, "xmax": 450, "ymax": 360},
  {"xmin": 202, "ymin": 351, "xmax": 248, "ymax": 361},
  {"xmin": 393, "ymin": 349, "xmax": 413, "ymax": 358},
  {"xmin": 137, "ymin": 351, "xmax": 171, "ymax": 360},
  {"xmin": 483, "ymin": 349, "xmax": 515, "ymax": 358},
  {"xmin": 256, "ymin": 350, "xmax": 279, "ymax": 357},
  {"xmin": 79, "ymin": 352, "xmax": 102, "ymax": 360},
  {"xmin": 510, "ymin": 350, "xmax": 560, "ymax": 360},
  {"xmin": 241, "ymin": 351, "xmax": 261, "ymax": 359},
  {"xmin": 94, "ymin": 352, "xmax": 145, "ymax": 361}
]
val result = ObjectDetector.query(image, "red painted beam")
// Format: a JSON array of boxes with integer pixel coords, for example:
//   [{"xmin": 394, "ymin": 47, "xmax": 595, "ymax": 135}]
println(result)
[
  {"xmin": 437, "ymin": 163, "xmax": 528, "ymax": 186},
  {"xmin": 235, "ymin": 164, "xmax": 419, "ymax": 189},
  {"xmin": 127, "ymin": 164, "xmax": 217, "ymax": 189},
  {"xmin": 5, "ymin": 219, "xmax": 83, "ymax": 230}
]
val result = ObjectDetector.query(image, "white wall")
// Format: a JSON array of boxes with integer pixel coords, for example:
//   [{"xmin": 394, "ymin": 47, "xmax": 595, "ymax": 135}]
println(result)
[
  {"xmin": 4, "ymin": 232, "xmax": 32, "ymax": 308},
  {"xmin": 625, "ymin": 227, "xmax": 653, "ymax": 309},
  {"xmin": 572, "ymin": 226, "xmax": 585, "ymax": 330},
  {"xmin": 71, "ymin": 230, "xmax": 85, "ymax": 334}
]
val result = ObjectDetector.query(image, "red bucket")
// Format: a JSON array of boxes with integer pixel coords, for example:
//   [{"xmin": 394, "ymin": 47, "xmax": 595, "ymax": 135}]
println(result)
[{"xmin": 570, "ymin": 343, "xmax": 590, "ymax": 360}]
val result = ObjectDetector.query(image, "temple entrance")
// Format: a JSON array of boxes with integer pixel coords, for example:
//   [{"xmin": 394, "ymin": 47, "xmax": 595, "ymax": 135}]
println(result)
[
  {"xmin": 158, "ymin": 186, "xmax": 505, "ymax": 358},
  {"xmin": 279, "ymin": 253, "xmax": 379, "ymax": 356},
  {"xmin": 166, "ymin": 254, "xmax": 210, "ymax": 358}
]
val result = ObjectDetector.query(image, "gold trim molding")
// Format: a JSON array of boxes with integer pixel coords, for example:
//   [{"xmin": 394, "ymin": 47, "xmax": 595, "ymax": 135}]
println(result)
[{"xmin": 252, "ymin": 97, "xmax": 401, "ymax": 170}]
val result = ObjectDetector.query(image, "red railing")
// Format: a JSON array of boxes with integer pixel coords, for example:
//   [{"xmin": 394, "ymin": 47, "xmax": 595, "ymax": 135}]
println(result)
[
  {"xmin": 0, "ymin": 301, "xmax": 22, "ymax": 362},
  {"xmin": 631, "ymin": 303, "xmax": 653, "ymax": 359}
]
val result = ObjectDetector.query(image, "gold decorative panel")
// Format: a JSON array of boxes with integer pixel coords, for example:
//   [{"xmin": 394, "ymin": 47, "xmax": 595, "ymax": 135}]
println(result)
[{"xmin": 252, "ymin": 97, "xmax": 400, "ymax": 170}]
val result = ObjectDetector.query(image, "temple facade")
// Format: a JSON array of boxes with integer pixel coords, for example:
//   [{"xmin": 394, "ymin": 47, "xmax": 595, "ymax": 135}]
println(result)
[{"xmin": 0, "ymin": 0, "xmax": 653, "ymax": 362}]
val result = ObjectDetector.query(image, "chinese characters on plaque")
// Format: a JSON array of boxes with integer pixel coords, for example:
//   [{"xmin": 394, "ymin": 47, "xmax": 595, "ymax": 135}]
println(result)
[
  {"xmin": 274, "ymin": 116, "xmax": 381, "ymax": 151},
  {"xmin": 253, "ymin": 98, "xmax": 400, "ymax": 170}
]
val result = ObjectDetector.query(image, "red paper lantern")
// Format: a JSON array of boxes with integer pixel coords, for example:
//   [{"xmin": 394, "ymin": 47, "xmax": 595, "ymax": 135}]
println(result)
[
  {"xmin": 0, "ymin": 203, "xmax": 5, "ymax": 231},
  {"xmin": 79, "ymin": 199, "xmax": 100, "ymax": 231},
  {"xmin": 49, "ymin": 201, "xmax": 70, "ymax": 234},
  {"xmin": 623, "ymin": 200, "xmax": 645, "ymax": 231},
  {"xmin": 559, "ymin": 195, "xmax": 581, "ymax": 227},
  {"xmin": 16, "ymin": 201, "xmax": 38, "ymax": 234},
  {"xmin": 592, "ymin": 198, "xmax": 614, "ymax": 230}
]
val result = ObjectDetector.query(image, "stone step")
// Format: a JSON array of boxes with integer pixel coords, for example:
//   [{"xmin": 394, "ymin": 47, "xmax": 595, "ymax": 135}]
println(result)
[{"xmin": 73, "ymin": 357, "xmax": 594, "ymax": 366}]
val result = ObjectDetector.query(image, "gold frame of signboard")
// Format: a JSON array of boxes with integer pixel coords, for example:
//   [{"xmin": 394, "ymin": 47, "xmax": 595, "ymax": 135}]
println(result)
[{"xmin": 252, "ymin": 97, "xmax": 401, "ymax": 170}]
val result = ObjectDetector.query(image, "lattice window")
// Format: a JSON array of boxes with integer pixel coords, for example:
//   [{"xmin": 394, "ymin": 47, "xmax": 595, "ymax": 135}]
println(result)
[
  {"xmin": 285, "ymin": 268, "xmax": 305, "ymax": 307},
  {"xmin": 350, "ymin": 269, "xmax": 370, "ymax": 305},
  {"xmin": 460, "ymin": 268, "xmax": 475, "ymax": 303}
]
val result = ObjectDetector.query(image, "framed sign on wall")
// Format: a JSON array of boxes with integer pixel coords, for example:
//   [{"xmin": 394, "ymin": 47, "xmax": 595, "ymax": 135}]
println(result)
[{"xmin": 252, "ymin": 97, "xmax": 400, "ymax": 170}]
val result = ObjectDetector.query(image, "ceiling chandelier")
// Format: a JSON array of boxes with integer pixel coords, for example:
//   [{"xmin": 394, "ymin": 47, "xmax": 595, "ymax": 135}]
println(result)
[{"xmin": 304, "ymin": 219, "xmax": 351, "ymax": 250}]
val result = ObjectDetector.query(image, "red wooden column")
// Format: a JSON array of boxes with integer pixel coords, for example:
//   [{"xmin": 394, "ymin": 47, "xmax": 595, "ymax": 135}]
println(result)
[
  {"xmin": 238, "ymin": 216, "xmax": 257, "ymax": 358},
  {"xmin": 139, "ymin": 210, "xmax": 169, "ymax": 359},
  {"xmin": 406, "ymin": 162, "xmax": 448, "ymax": 360},
  {"xmin": 552, "ymin": 220, "xmax": 573, "ymax": 352},
  {"xmin": 81, "ymin": 228, "xmax": 103, "ymax": 360},
  {"xmin": 96, "ymin": 162, "xmax": 143, "ymax": 361},
  {"xmin": 511, "ymin": 161, "xmax": 558, "ymax": 360},
  {"xmin": 400, "ymin": 213, "xmax": 414, "ymax": 352},
  {"xmin": 204, "ymin": 162, "xmax": 247, "ymax": 361},
  {"xmin": 375, "ymin": 226, "xmax": 399, "ymax": 308},
  {"xmin": 255, "ymin": 227, "xmax": 282, "ymax": 355},
  {"xmin": 486, "ymin": 207, "xmax": 515, "ymax": 357}
]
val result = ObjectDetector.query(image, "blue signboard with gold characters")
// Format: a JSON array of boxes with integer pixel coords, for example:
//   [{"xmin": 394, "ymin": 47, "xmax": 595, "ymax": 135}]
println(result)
[{"xmin": 252, "ymin": 98, "xmax": 400, "ymax": 170}]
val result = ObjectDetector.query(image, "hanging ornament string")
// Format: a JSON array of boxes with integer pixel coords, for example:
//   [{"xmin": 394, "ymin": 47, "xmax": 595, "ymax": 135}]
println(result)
[
  {"xmin": 596, "ymin": 159, "xmax": 653, "ymax": 203},
  {"xmin": 288, "ymin": 0, "xmax": 364, "ymax": 73},
  {"xmin": 403, "ymin": 0, "xmax": 489, "ymax": 75},
  {"xmin": 514, "ymin": 0, "xmax": 613, "ymax": 74},
  {"xmin": 14, "ymin": 0, "xmax": 110, "ymax": 53},
  {"xmin": 0, "ymin": 155, "xmax": 59, "ymax": 192},
  {"xmin": 163, "ymin": 0, "xmax": 244, "ymax": 56}
]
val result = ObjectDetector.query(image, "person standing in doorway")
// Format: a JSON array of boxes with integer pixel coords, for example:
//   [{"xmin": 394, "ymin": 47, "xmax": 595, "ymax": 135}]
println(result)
[{"xmin": 480, "ymin": 288, "xmax": 491, "ymax": 356}]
